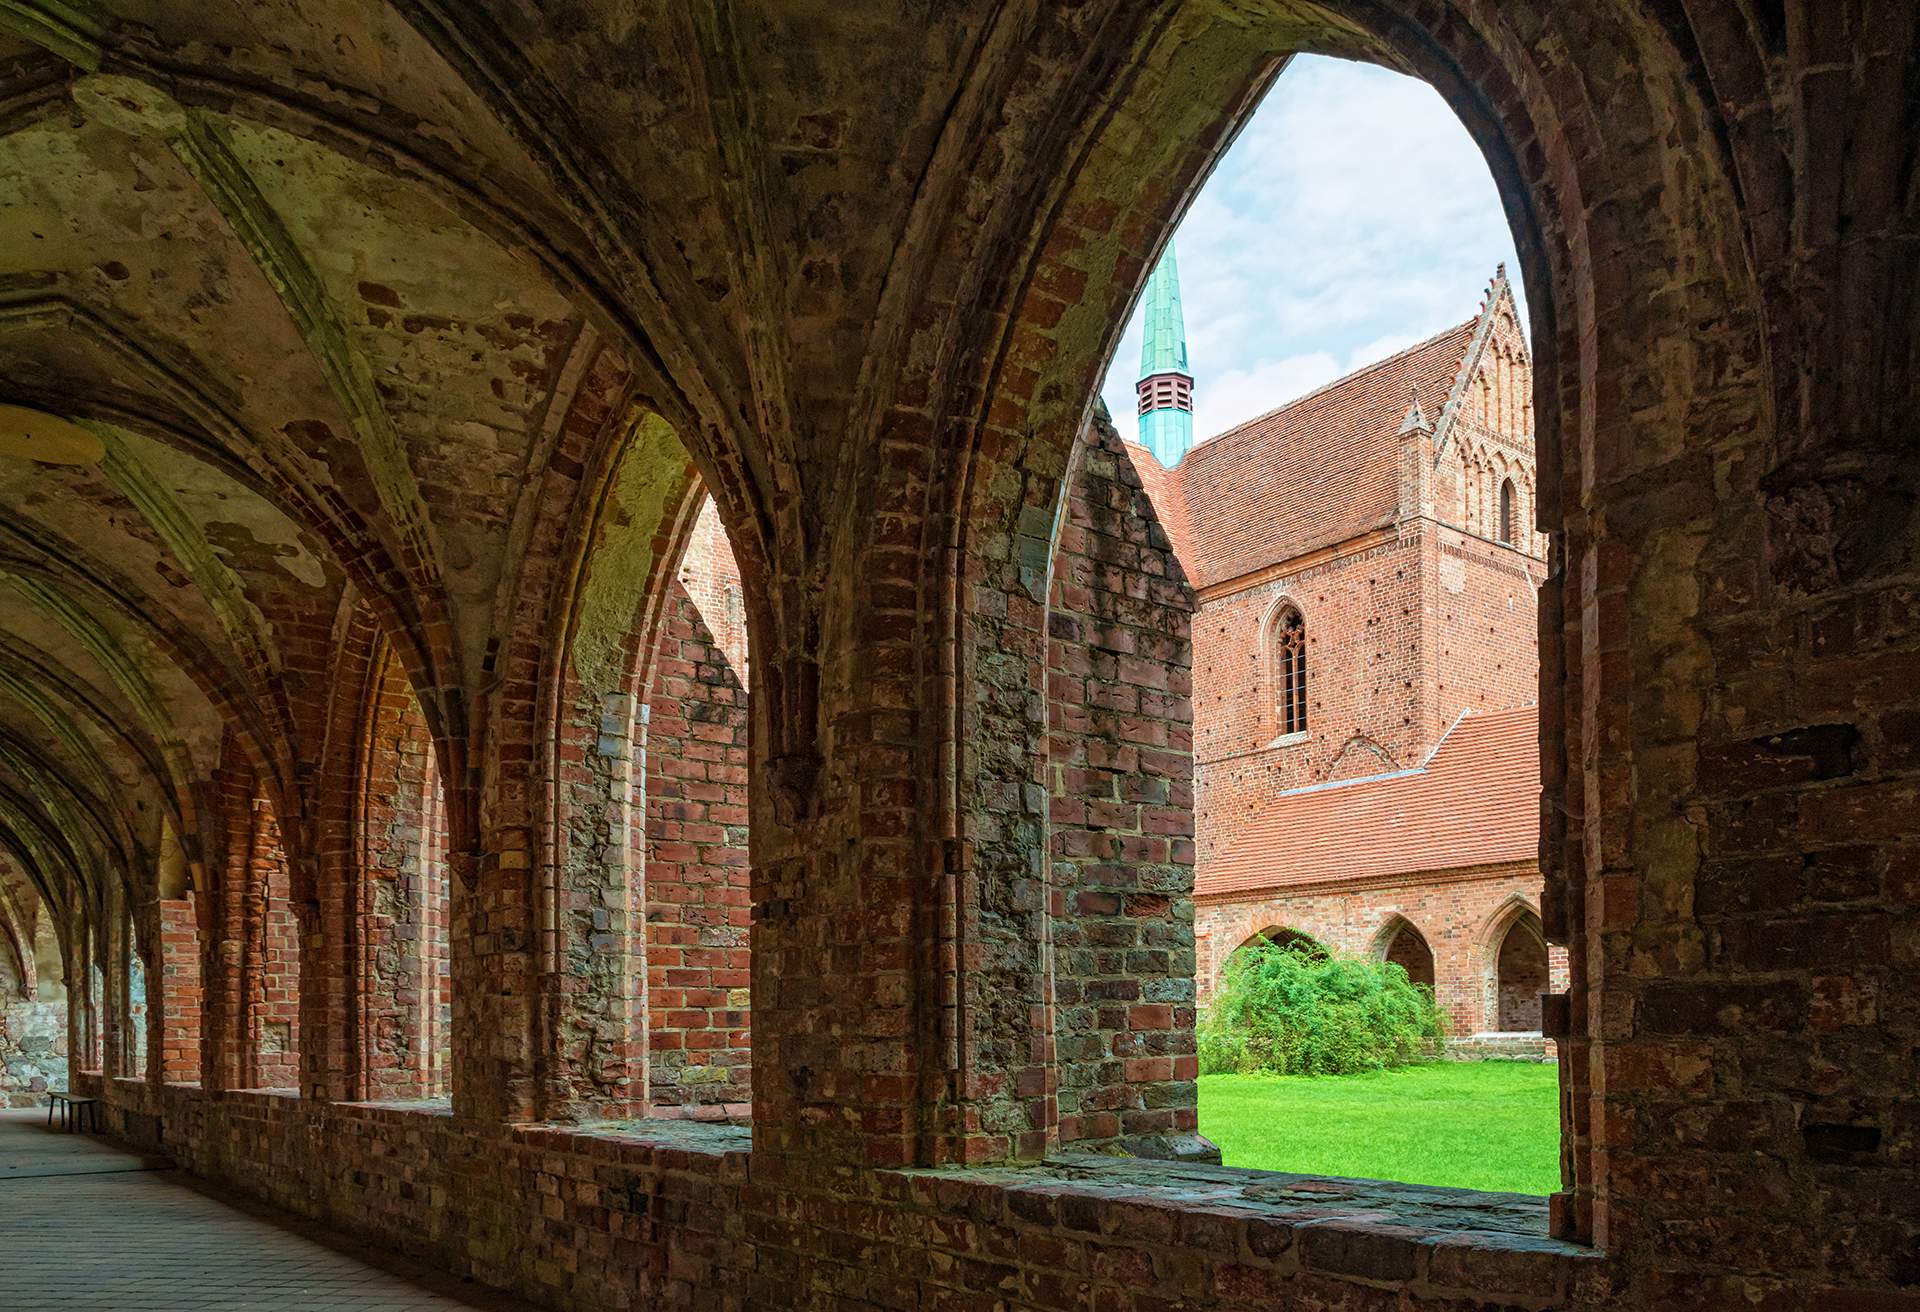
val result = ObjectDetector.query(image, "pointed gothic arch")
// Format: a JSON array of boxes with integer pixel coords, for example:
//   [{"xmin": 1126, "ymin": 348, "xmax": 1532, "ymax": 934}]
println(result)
[
  {"xmin": 1265, "ymin": 599, "xmax": 1308, "ymax": 739},
  {"xmin": 1479, "ymin": 896, "xmax": 1548, "ymax": 1032},
  {"xmin": 1372, "ymin": 915, "xmax": 1437, "ymax": 992}
]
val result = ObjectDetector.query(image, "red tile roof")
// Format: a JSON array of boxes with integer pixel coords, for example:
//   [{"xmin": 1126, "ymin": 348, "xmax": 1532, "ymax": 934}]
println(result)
[
  {"xmin": 1136, "ymin": 319, "xmax": 1477, "ymax": 590},
  {"xmin": 1123, "ymin": 436, "xmax": 1194, "ymax": 568},
  {"xmin": 1196, "ymin": 706, "xmax": 1540, "ymax": 899}
]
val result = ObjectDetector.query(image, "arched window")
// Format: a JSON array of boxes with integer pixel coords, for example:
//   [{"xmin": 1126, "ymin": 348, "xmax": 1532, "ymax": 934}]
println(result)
[
  {"xmin": 1498, "ymin": 477, "xmax": 1517, "ymax": 545},
  {"xmin": 1273, "ymin": 604, "xmax": 1307, "ymax": 736}
]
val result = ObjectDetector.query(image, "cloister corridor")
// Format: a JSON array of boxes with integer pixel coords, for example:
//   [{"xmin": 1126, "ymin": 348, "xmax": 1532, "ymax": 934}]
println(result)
[{"xmin": 0, "ymin": 1111, "xmax": 535, "ymax": 1311}]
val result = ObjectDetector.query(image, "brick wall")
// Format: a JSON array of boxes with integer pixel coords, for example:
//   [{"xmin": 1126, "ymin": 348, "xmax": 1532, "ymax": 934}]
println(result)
[
  {"xmin": 252, "ymin": 826, "xmax": 302, "ymax": 1092},
  {"xmin": 1192, "ymin": 518, "xmax": 1542, "ymax": 870},
  {"xmin": 1192, "ymin": 533, "xmax": 1426, "ymax": 863},
  {"xmin": 1045, "ymin": 412, "xmax": 1200, "ymax": 1150},
  {"xmin": 356, "ymin": 642, "xmax": 453, "ymax": 1100},
  {"xmin": 157, "ymin": 896, "xmax": 202, "ymax": 1084},
  {"xmin": 640, "ymin": 571, "xmax": 751, "ymax": 1116},
  {"xmin": 87, "ymin": 1081, "xmax": 1605, "ymax": 1311}
]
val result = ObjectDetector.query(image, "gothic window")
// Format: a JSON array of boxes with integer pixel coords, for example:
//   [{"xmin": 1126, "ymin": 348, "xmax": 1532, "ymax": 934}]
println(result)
[
  {"xmin": 1499, "ymin": 477, "xmax": 1517, "ymax": 545},
  {"xmin": 1273, "ymin": 604, "xmax": 1307, "ymax": 736}
]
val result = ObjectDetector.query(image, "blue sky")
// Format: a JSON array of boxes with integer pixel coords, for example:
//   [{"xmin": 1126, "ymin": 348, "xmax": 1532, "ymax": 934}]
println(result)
[{"xmin": 1098, "ymin": 55, "xmax": 1526, "ymax": 447}]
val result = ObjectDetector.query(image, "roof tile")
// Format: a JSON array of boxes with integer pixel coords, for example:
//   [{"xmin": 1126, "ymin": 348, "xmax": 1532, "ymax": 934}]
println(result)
[{"xmin": 1196, "ymin": 706, "xmax": 1539, "ymax": 899}]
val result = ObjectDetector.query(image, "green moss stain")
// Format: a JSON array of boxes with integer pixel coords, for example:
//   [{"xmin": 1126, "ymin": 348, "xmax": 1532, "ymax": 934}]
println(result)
[{"xmin": 570, "ymin": 411, "xmax": 689, "ymax": 692}]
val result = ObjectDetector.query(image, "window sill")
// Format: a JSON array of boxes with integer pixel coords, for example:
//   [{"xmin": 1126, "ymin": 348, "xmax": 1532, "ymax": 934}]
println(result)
[
  {"xmin": 1268, "ymin": 729, "xmax": 1309, "ymax": 748},
  {"xmin": 899, "ymin": 1153, "xmax": 1597, "ymax": 1294}
]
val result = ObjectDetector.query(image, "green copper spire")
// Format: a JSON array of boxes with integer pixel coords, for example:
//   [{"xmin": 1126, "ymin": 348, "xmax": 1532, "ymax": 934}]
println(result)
[
  {"xmin": 1139, "ymin": 243, "xmax": 1190, "ymax": 377},
  {"xmin": 1135, "ymin": 243, "xmax": 1194, "ymax": 465}
]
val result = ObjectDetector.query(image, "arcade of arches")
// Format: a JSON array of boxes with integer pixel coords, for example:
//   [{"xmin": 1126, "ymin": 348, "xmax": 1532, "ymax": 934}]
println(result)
[{"xmin": 0, "ymin": 4, "xmax": 1913, "ymax": 1310}]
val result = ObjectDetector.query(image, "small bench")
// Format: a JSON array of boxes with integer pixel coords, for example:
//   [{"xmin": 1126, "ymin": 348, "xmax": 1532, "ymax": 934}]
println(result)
[{"xmin": 45, "ymin": 1091, "xmax": 100, "ymax": 1134}]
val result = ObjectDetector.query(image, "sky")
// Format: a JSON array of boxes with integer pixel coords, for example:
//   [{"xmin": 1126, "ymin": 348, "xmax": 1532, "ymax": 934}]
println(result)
[{"xmin": 1097, "ymin": 55, "xmax": 1526, "ymax": 449}]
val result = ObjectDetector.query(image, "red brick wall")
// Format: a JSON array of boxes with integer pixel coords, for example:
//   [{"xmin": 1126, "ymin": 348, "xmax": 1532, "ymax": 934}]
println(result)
[
  {"xmin": 251, "ymin": 809, "xmax": 302, "ymax": 1092},
  {"xmin": 1196, "ymin": 869, "xmax": 1570, "ymax": 1036},
  {"xmin": 1423, "ymin": 525, "xmax": 1545, "ymax": 752},
  {"xmin": 157, "ymin": 896, "xmax": 201, "ymax": 1084},
  {"xmin": 640, "ymin": 572, "xmax": 751, "ymax": 1116},
  {"xmin": 1192, "ymin": 533, "xmax": 1428, "ymax": 863},
  {"xmin": 1045, "ymin": 413, "xmax": 1200, "ymax": 1149},
  {"xmin": 1192, "ymin": 522, "xmax": 1543, "ymax": 867}
]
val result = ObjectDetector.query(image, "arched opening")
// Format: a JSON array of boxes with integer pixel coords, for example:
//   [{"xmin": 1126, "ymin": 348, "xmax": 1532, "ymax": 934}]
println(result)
[
  {"xmin": 1239, "ymin": 926, "xmax": 1325, "ymax": 961},
  {"xmin": 124, "ymin": 930, "xmax": 148, "ymax": 1077},
  {"xmin": 638, "ymin": 495, "xmax": 752, "ymax": 1121},
  {"xmin": 0, "ymin": 874, "xmax": 67, "ymax": 1107},
  {"xmin": 1493, "ymin": 908, "xmax": 1548, "ymax": 1032},
  {"xmin": 213, "ymin": 760, "xmax": 302, "ymax": 1095},
  {"xmin": 352, "ymin": 639, "xmax": 453, "ymax": 1103},
  {"xmin": 1379, "ymin": 917, "xmax": 1436, "ymax": 992},
  {"xmin": 1062, "ymin": 42, "xmax": 1555, "ymax": 1191}
]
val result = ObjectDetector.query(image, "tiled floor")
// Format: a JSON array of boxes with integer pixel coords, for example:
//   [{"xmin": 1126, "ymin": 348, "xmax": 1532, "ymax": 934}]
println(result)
[{"xmin": 0, "ymin": 1108, "xmax": 540, "ymax": 1310}]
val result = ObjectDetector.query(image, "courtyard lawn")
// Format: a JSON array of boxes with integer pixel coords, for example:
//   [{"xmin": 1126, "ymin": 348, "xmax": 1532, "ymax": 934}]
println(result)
[{"xmin": 1198, "ymin": 1061, "xmax": 1560, "ymax": 1196}]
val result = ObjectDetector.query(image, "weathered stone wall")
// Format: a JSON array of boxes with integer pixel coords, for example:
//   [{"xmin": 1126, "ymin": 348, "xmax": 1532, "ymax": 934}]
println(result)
[
  {"xmin": 1045, "ymin": 410, "xmax": 1201, "ymax": 1150},
  {"xmin": 1, "ymin": 916, "xmax": 66, "ymax": 1108}
]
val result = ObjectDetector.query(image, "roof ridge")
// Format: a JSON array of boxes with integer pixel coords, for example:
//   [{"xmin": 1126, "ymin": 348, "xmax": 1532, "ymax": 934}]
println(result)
[{"xmin": 1176, "ymin": 316, "xmax": 1476, "ymax": 461}]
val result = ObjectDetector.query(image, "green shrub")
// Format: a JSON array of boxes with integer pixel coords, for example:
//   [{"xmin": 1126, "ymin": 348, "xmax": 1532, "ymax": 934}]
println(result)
[{"xmin": 1199, "ymin": 939, "xmax": 1447, "ymax": 1076}]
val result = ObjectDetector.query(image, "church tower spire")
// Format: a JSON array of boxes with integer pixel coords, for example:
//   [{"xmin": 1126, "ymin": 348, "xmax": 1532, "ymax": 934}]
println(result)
[{"xmin": 1136, "ymin": 243, "xmax": 1194, "ymax": 466}]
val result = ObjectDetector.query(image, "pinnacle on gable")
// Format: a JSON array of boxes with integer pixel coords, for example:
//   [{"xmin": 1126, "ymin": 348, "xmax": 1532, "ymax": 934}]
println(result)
[{"xmin": 1398, "ymin": 390, "xmax": 1432, "ymax": 435}]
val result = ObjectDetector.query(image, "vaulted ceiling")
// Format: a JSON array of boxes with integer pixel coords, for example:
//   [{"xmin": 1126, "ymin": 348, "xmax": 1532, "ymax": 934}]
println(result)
[{"xmin": 0, "ymin": 0, "xmax": 1120, "ymax": 928}]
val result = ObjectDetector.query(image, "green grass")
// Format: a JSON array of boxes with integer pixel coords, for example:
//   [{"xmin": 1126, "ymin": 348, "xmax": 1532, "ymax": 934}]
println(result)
[{"xmin": 1198, "ymin": 1061, "xmax": 1560, "ymax": 1195}]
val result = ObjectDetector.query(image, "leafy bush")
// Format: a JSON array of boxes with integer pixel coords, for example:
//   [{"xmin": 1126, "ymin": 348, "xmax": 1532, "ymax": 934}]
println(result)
[{"xmin": 1199, "ymin": 939, "xmax": 1447, "ymax": 1076}]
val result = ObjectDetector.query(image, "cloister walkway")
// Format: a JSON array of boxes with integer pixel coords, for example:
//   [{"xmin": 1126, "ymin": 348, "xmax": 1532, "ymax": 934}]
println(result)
[{"xmin": 0, "ymin": 1108, "xmax": 537, "ymax": 1311}]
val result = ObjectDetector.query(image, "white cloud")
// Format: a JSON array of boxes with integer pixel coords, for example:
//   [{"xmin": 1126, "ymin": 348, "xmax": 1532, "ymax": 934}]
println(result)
[
  {"xmin": 1194, "ymin": 353, "xmax": 1344, "ymax": 438},
  {"xmin": 1098, "ymin": 55, "xmax": 1524, "ymax": 449}
]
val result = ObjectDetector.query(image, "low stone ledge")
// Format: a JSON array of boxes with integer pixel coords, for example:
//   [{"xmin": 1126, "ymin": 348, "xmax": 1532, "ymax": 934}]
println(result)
[{"xmin": 884, "ymin": 1153, "xmax": 1598, "ymax": 1304}]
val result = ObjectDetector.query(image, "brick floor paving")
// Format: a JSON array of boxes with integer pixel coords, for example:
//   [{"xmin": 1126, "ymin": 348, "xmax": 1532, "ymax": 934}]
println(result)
[{"xmin": 0, "ymin": 1109, "xmax": 541, "ymax": 1310}]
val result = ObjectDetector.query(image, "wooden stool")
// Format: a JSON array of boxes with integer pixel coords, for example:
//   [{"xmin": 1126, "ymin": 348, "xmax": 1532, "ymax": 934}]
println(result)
[{"xmin": 45, "ymin": 1092, "xmax": 100, "ymax": 1133}]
